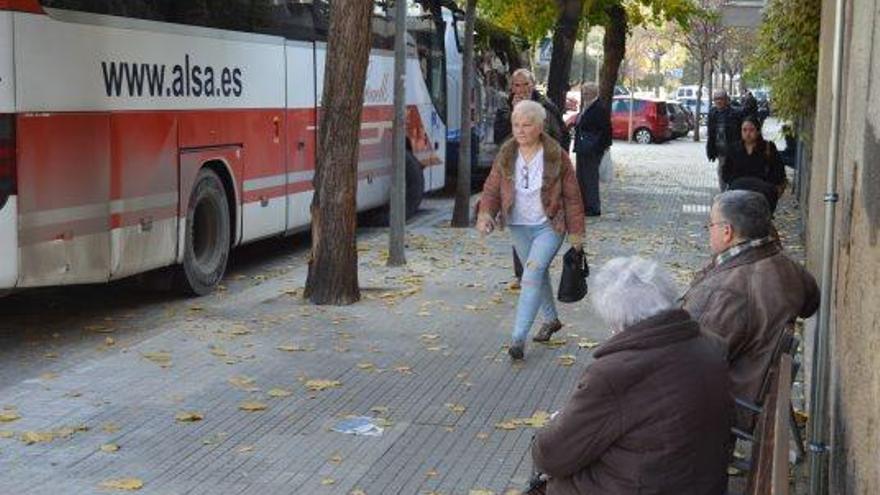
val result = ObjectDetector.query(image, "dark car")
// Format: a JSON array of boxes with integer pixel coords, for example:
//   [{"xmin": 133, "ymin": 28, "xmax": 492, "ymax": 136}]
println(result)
[
  {"xmin": 611, "ymin": 96, "xmax": 672, "ymax": 144},
  {"xmin": 665, "ymin": 101, "xmax": 691, "ymax": 139}
]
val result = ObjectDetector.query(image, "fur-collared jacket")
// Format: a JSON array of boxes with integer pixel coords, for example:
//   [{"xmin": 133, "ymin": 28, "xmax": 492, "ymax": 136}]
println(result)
[{"xmin": 477, "ymin": 134, "xmax": 585, "ymax": 243}]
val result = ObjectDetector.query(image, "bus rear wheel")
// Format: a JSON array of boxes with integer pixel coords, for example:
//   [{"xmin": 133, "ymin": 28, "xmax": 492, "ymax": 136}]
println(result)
[{"xmin": 178, "ymin": 168, "xmax": 230, "ymax": 296}]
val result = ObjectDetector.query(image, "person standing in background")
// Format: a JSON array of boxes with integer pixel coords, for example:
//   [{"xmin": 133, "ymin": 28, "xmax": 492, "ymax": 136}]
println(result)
[{"xmin": 572, "ymin": 83, "xmax": 611, "ymax": 217}]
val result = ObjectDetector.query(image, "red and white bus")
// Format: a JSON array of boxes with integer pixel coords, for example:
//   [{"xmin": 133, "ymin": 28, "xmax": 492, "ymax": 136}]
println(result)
[{"xmin": 0, "ymin": 0, "xmax": 449, "ymax": 295}]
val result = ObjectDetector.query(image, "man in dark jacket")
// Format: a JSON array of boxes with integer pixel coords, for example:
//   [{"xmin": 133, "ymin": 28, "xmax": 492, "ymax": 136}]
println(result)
[
  {"xmin": 706, "ymin": 90, "xmax": 742, "ymax": 191},
  {"xmin": 741, "ymin": 90, "xmax": 758, "ymax": 121},
  {"xmin": 572, "ymin": 83, "xmax": 611, "ymax": 216},
  {"xmin": 494, "ymin": 69, "xmax": 567, "ymax": 149},
  {"xmin": 533, "ymin": 257, "xmax": 731, "ymax": 495},
  {"xmin": 682, "ymin": 190, "xmax": 819, "ymax": 418},
  {"xmin": 494, "ymin": 68, "xmax": 568, "ymax": 287}
]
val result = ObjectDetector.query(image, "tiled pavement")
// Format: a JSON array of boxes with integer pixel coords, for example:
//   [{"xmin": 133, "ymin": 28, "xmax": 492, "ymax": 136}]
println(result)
[{"xmin": 0, "ymin": 126, "xmax": 805, "ymax": 494}]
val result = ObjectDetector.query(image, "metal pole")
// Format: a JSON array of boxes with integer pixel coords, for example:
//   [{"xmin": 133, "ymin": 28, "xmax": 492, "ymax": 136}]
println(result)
[
  {"xmin": 580, "ymin": 21, "xmax": 589, "ymax": 112},
  {"xmin": 388, "ymin": 0, "xmax": 407, "ymax": 266},
  {"xmin": 808, "ymin": 0, "xmax": 847, "ymax": 488},
  {"xmin": 627, "ymin": 62, "xmax": 634, "ymax": 143}
]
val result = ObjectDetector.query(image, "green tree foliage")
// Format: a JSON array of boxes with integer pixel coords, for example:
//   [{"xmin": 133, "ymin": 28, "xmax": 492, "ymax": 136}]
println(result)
[{"xmin": 747, "ymin": 0, "xmax": 820, "ymax": 121}]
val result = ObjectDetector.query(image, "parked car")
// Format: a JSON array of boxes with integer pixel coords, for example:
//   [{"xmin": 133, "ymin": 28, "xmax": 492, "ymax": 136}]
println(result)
[
  {"xmin": 611, "ymin": 96, "xmax": 672, "ymax": 144},
  {"xmin": 665, "ymin": 101, "xmax": 691, "ymax": 139},
  {"xmin": 674, "ymin": 85, "xmax": 700, "ymax": 100},
  {"xmin": 677, "ymin": 96, "xmax": 710, "ymax": 125}
]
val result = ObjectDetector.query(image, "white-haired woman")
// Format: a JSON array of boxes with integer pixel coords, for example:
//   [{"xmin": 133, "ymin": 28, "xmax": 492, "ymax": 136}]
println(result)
[
  {"xmin": 477, "ymin": 100, "xmax": 585, "ymax": 360},
  {"xmin": 531, "ymin": 257, "xmax": 732, "ymax": 495}
]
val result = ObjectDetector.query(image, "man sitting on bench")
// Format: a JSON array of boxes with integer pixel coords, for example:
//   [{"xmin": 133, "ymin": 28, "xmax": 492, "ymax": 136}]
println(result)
[{"xmin": 682, "ymin": 190, "xmax": 819, "ymax": 426}]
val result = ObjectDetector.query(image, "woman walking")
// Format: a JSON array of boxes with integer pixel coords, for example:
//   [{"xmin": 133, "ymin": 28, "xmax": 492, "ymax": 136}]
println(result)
[
  {"xmin": 477, "ymin": 100, "xmax": 585, "ymax": 360},
  {"xmin": 723, "ymin": 116, "xmax": 786, "ymax": 210}
]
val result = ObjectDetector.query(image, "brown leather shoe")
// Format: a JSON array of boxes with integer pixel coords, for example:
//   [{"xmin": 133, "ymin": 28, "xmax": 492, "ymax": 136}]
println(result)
[{"xmin": 532, "ymin": 319, "xmax": 563, "ymax": 342}]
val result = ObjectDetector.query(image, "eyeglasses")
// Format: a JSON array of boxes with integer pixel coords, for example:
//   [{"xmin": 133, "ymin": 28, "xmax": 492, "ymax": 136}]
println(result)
[
  {"xmin": 704, "ymin": 221, "xmax": 729, "ymax": 231},
  {"xmin": 520, "ymin": 167, "xmax": 529, "ymax": 189}
]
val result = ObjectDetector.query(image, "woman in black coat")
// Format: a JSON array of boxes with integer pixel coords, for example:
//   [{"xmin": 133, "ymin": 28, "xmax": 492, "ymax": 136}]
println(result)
[
  {"xmin": 723, "ymin": 116, "xmax": 786, "ymax": 210},
  {"xmin": 572, "ymin": 83, "xmax": 611, "ymax": 217}
]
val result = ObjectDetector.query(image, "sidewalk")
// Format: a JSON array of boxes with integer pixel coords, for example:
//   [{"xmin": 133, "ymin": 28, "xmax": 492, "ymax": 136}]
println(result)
[{"xmin": 0, "ymin": 136, "xmax": 802, "ymax": 494}]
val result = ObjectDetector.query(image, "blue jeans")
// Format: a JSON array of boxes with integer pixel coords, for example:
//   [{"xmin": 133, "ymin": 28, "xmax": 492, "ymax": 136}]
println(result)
[{"xmin": 509, "ymin": 222, "xmax": 564, "ymax": 344}]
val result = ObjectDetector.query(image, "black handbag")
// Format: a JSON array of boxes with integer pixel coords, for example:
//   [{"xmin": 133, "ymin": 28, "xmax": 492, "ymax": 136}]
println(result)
[{"xmin": 557, "ymin": 247, "xmax": 589, "ymax": 303}]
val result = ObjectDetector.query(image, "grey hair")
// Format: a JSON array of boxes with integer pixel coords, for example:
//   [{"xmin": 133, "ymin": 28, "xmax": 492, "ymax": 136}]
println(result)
[
  {"xmin": 511, "ymin": 68, "xmax": 536, "ymax": 85},
  {"xmin": 713, "ymin": 89, "xmax": 729, "ymax": 99},
  {"xmin": 511, "ymin": 100, "xmax": 547, "ymax": 127},
  {"xmin": 590, "ymin": 257, "xmax": 680, "ymax": 332},
  {"xmin": 713, "ymin": 190, "xmax": 771, "ymax": 239},
  {"xmin": 581, "ymin": 82, "xmax": 599, "ymax": 94}
]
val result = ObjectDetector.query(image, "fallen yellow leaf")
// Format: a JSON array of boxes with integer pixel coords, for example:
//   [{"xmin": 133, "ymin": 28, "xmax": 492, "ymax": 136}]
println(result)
[
  {"xmin": 0, "ymin": 411, "xmax": 20, "ymax": 422},
  {"xmin": 141, "ymin": 351, "xmax": 172, "ymax": 367},
  {"xmin": 356, "ymin": 362, "xmax": 376, "ymax": 371},
  {"xmin": 321, "ymin": 478, "xmax": 335, "ymax": 485},
  {"xmin": 494, "ymin": 421, "xmax": 517, "ymax": 430},
  {"xmin": 228, "ymin": 376, "xmax": 259, "ymax": 391},
  {"xmin": 267, "ymin": 388, "xmax": 292, "ymax": 398},
  {"xmin": 21, "ymin": 431, "xmax": 54, "ymax": 444},
  {"xmin": 100, "ymin": 443, "xmax": 120, "ymax": 453},
  {"xmin": 329, "ymin": 453, "xmax": 343, "ymax": 464},
  {"xmin": 558, "ymin": 355, "xmax": 577, "ymax": 367},
  {"xmin": 84, "ymin": 324, "xmax": 116, "ymax": 333},
  {"xmin": 577, "ymin": 339, "xmax": 600, "ymax": 350},
  {"xmin": 445, "ymin": 403, "xmax": 466, "ymax": 414},
  {"xmin": 239, "ymin": 401, "xmax": 268, "ymax": 412},
  {"xmin": 175, "ymin": 411, "xmax": 204, "ymax": 422},
  {"xmin": 277, "ymin": 344, "xmax": 310, "ymax": 352},
  {"xmin": 304, "ymin": 379, "xmax": 341, "ymax": 392},
  {"xmin": 99, "ymin": 478, "xmax": 144, "ymax": 491},
  {"xmin": 426, "ymin": 468, "xmax": 439, "ymax": 478}
]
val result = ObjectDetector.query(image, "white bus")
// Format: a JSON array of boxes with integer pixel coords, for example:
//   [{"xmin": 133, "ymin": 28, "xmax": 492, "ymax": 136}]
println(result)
[{"xmin": 0, "ymin": 0, "xmax": 450, "ymax": 295}]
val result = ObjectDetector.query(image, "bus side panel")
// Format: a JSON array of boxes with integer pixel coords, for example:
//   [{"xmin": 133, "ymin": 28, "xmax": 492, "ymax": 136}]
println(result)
[
  {"xmin": 285, "ymin": 41, "xmax": 317, "ymax": 232},
  {"xmin": 312, "ymin": 44, "xmax": 388, "ymax": 214},
  {"xmin": 108, "ymin": 113, "xmax": 178, "ymax": 280},
  {"xmin": 405, "ymin": 57, "xmax": 445, "ymax": 192},
  {"xmin": 0, "ymin": 11, "xmax": 17, "ymax": 288},
  {"xmin": 360, "ymin": 53, "xmax": 394, "ymax": 211},
  {"xmin": 238, "ymin": 106, "xmax": 286, "ymax": 243},
  {"xmin": 16, "ymin": 114, "xmax": 111, "ymax": 287}
]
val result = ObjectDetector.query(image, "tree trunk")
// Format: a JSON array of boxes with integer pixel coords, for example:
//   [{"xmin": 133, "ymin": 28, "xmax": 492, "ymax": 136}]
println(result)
[
  {"xmin": 388, "ymin": 0, "xmax": 407, "ymax": 265},
  {"xmin": 599, "ymin": 4, "xmax": 627, "ymax": 108},
  {"xmin": 547, "ymin": 0, "xmax": 584, "ymax": 113},
  {"xmin": 304, "ymin": 0, "xmax": 373, "ymax": 305},
  {"xmin": 452, "ymin": 0, "xmax": 477, "ymax": 227}
]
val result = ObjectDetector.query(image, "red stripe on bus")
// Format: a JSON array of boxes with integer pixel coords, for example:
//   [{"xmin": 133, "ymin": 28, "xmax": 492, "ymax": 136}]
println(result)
[
  {"xmin": 110, "ymin": 205, "xmax": 177, "ymax": 230},
  {"xmin": 19, "ymin": 217, "xmax": 108, "ymax": 246},
  {"xmin": 242, "ymin": 185, "xmax": 285, "ymax": 204}
]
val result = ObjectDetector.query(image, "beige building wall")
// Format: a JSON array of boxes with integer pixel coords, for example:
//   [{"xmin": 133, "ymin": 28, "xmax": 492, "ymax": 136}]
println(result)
[{"xmin": 806, "ymin": 0, "xmax": 880, "ymax": 491}]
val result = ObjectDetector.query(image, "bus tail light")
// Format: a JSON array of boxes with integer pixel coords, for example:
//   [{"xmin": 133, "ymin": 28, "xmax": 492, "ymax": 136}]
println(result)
[{"xmin": 0, "ymin": 114, "xmax": 16, "ymax": 210}]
